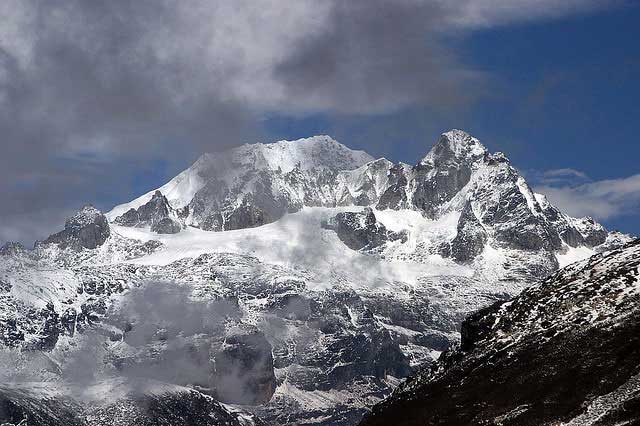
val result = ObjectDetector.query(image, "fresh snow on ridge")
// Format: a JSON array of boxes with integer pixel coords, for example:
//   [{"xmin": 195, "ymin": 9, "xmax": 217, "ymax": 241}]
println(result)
[{"xmin": 107, "ymin": 136, "xmax": 373, "ymax": 219}]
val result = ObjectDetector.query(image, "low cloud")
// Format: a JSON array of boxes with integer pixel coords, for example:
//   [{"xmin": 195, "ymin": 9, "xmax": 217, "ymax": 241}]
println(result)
[
  {"xmin": 534, "ymin": 173, "xmax": 640, "ymax": 220},
  {"xmin": 0, "ymin": 280, "xmax": 270, "ymax": 406}
]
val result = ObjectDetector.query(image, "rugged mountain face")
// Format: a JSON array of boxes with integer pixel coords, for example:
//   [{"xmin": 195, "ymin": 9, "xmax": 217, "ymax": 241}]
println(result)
[
  {"xmin": 0, "ymin": 130, "xmax": 634, "ymax": 425},
  {"xmin": 361, "ymin": 240, "xmax": 640, "ymax": 426}
]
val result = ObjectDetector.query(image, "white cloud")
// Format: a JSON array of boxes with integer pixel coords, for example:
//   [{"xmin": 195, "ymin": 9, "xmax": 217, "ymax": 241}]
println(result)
[
  {"xmin": 534, "ymin": 174, "xmax": 640, "ymax": 220},
  {"xmin": 444, "ymin": 0, "xmax": 615, "ymax": 29},
  {"xmin": 543, "ymin": 168, "xmax": 590, "ymax": 180}
]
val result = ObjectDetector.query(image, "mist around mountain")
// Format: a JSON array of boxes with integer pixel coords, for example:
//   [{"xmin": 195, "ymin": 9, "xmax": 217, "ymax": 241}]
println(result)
[{"xmin": 0, "ymin": 130, "xmax": 636, "ymax": 425}]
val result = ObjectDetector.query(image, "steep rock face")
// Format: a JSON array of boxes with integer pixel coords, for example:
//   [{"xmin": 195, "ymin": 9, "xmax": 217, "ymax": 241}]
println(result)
[
  {"xmin": 322, "ymin": 208, "xmax": 407, "ymax": 251},
  {"xmin": 376, "ymin": 163, "xmax": 411, "ymax": 210},
  {"xmin": 536, "ymin": 193, "xmax": 607, "ymax": 248},
  {"xmin": 410, "ymin": 130, "xmax": 486, "ymax": 218},
  {"xmin": 150, "ymin": 217, "xmax": 182, "ymax": 234},
  {"xmin": 42, "ymin": 206, "xmax": 110, "ymax": 250},
  {"xmin": 361, "ymin": 240, "xmax": 640, "ymax": 426},
  {"xmin": 115, "ymin": 190, "xmax": 181, "ymax": 234},
  {"xmin": 335, "ymin": 158, "xmax": 394, "ymax": 206},
  {"xmin": 448, "ymin": 202, "xmax": 487, "ymax": 262}
]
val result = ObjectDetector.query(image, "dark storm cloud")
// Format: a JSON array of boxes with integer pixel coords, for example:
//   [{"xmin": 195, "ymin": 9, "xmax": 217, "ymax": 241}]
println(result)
[
  {"xmin": 0, "ymin": 0, "xmax": 618, "ymax": 245},
  {"xmin": 0, "ymin": 0, "xmax": 262, "ymax": 244},
  {"xmin": 276, "ymin": 0, "xmax": 481, "ymax": 115}
]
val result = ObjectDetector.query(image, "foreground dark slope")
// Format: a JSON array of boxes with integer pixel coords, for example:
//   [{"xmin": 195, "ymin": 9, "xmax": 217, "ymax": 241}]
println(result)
[{"xmin": 361, "ymin": 240, "xmax": 640, "ymax": 426}]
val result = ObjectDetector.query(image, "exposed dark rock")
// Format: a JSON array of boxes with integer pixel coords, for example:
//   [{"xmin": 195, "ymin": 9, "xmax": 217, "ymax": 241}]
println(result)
[
  {"xmin": 0, "ymin": 318, "xmax": 24, "ymax": 346},
  {"xmin": 224, "ymin": 201, "xmax": 271, "ymax": 231},
  {"xmin": 0, "ymin": 384, "xmax": 256, "ymax": 426},
  {"xmin": 266, "ymin": 293, "xmax": 313, "ymax": 321},
  {"xmin": 596, "ymin": 230, "xmax": 635, "ymax": 253},
  {"xmin": 376, "ymin": 164, "xmax": 409, "ymax": 210},
  {"xmin": 411, "ymin": 133, "xmax": 479, "ymax": 218},
  {"xmin": 136, "ymin": 191, "xmax": 171, "ymax": 223},
  {"xmin": 150, "ymin": 217, "xmax": 182, "ymax": 234},
  {"xmin": 0, "ymin": 386, "xmax": 83, "ymax": 426},
  {"xmin": 43, "ymin": 205, "xmax": 110, "ymax": 250},
  {"xmin": 322, "ymin": 208, "xmax": 406, "ymax": 251},
  {"xmin": 459, "ymin": 300, "xmax": 503, "ymax": 352},
  {"xmin": 479, "ymin": 180, "xmax": 562, "ymax": 251},
  {"xmin": 114, "ymin": 191, "xmax": 182, "ymax": 235},
  {"xmin": 575, "ymin": 216, "xmax": 608, "ymax": 247},
  {"xmin": 449, "ymin": 202, "xmax": 487, "ymax": 262},
  {"xmin": 113, "ymin": 208, "xmax": 140, "ymax": 227}
]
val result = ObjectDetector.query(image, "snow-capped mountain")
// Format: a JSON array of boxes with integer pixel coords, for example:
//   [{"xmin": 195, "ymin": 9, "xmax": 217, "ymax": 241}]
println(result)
[
  {"xmin": 0, "ymin": 130, "xmax": 633, "ymax": 425},
  {"xmin": 109, "ymin": 129, "xmax": 622, "ymax": 280},
  {"xmin": 361, "ymin": 239, "xmax": 640, "ymax": 426},
  {"xmin": 107, "ymin": 136, "xmax": 375, "ymax": 231}
]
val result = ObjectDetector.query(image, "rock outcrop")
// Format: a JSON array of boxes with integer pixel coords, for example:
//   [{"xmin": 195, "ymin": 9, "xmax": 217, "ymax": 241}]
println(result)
[
  {"xmin": 322, "ymin": 208, "xmax": 407, "ymax": 252},
  {"xmin": 42, "ymin": 205, "xmax": 110, "ymax": 250},
  {"xmin": 115, "ymin": 190, "xmax": 182, "ymax": 234}
]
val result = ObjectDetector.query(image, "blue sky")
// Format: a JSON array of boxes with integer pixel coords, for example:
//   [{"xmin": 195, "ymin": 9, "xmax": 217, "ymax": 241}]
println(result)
[{"xmin": 1, "ymin": 1, "xmax": 639, "ymax": 244}]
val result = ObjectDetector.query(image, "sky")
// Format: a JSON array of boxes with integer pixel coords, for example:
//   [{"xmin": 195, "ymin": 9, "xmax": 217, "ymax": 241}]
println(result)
[{"xmin": 1, "ymin": 0, "xmax": 639, "ymax": 245}]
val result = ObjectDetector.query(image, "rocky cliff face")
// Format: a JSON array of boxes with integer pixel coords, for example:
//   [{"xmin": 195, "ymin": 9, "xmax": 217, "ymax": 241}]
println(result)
[{"xmin": 361, "ymin": 240, "xmax": 640, "ymax": 426}]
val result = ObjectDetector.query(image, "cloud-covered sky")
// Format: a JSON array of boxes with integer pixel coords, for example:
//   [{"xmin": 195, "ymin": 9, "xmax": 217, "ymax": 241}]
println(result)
[{"xmin": 0, "ymin": 0, "xmax": 638, "ymax": 244}]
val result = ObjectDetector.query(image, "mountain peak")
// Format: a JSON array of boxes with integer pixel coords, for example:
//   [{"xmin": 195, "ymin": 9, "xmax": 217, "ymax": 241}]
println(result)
[
  {"xmin": 107, "ymin": 135, "xmax": 373, "ymax": 220},
  {"xmin": 43, "ymin": 205, "xmax": 110, "ymax": 250},
  {"xmin": 440, "ymin": 129, "xmax": 487, "ymax": 157},
  {"xmin": 420, "ymin": 129, "xmax": 488, "ymax": 166},
  {"xmin": 246, "ymin": 135, "xmax": 374, "ymax": 173},
  {"xmin": 66, "ymin": 205, "xmax": 105, "ymax": 229}
]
